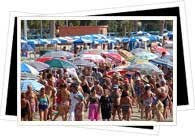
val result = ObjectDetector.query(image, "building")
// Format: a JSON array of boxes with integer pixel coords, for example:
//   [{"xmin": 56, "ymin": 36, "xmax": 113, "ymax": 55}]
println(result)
[{"xmin": 58, "ymin": 25, "xmax": 108, "ymax": 36}]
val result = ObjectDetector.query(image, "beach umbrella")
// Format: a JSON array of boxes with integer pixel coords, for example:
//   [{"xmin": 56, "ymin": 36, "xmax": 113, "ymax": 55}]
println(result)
[
  {"xmin": 149, "ymin": 57, "xmax": 173, "ymax": 68},
  {"xmin": 101, "ymin": 52, "xmax": 124, "ymax": 64},
  {"xmin": 107, "ymin": 69, "xmax": 129, "ymax": 76},
  {"xmin": 64, "ymin": 36, "xmax": 74, "ymax": 43},
  {"xmin": 117, "ymin": 49, "xmax": 135, "ymax": 61},
  {"xmin": 135, "ymin": 52, "xmax": 158, "ymax": 60},
  {"xmin": 27, "ymin": 39, "xmax": 39, "ymax": 45},
  {"xmin": 57, "ymin": 37, "xmax": 68, "ymax": 44},
  {"xmin": 131, "ymin": 48, "xmax": 148, "ymax": 54},
  {"xmin": 124, "ymin": 63, "xmax": 163, "ymax": 75},
  {"xmin": 21, "ymin": 63, "xmax": 39, "ymax": 75},
  {"xmin": 21, "ymin": 39, "xmax": 27, "ymax": 44},
  {"xmin": 39, "ymin": 39, "xmax": 50, "ymax": 45},
  {"xmin": 21, "ymin": 73, "xmax": 39, "ymax": 80},
  {"xmin": 79, "ymin": 49, "xmax": 104, "ymax": 55},
  {"xmin": 152, "ymin": 45, "xmax": 170, "ymax": 55},
  {"xmin": 122, "ymin": 38, "xmax": 129, "ymax": 43},
  {"xmin": 21, "ymin": 43, "xmax": 34, "ymax": 51},
  {"xmin": 80, "ymin": 54, "xmax": 105, "ymax": 63},
  {"xmin": 41, "ymin": 51, "xmax": 73, "ymax": 59},
  {"xmin": 137, "ymin": 31, "xmax": 148, "ymax": 35},
  {"xmin": 21, "ymin": 80, "xmax": 44, "ymax": 92},
  {"xmin": 44, "ymin": 59, "xmax": 77, "ymax": 69},
  {"xmin": 26, "ymin": 61, "xmax": 50, "ymax": 71},
  {"xmin": 130, "ymin": 58, "xmax": 148, "ymax": 64},
  {"xmin": 48, "ymin": 38, "xmax": 61, "ymax": 45},
  {"xmin": 129, "ymin": 37, "xmax": 138, "ymax": 42},
  {"xmin": 73, "ymin": 59, "xmax": 97, "ymax": 67},
  {"xmin": 36, "ymin": 57, "xmax": 54, "ymax": 62}
]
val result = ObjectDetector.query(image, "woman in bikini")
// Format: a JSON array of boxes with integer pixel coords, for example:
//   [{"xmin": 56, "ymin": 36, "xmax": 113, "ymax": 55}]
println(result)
[
  {"xmin": 142, "ymin": 85, "xmax": 154, "ymax": 120},
  {"xmin": 21, "ymin": 92, "xmax": 31, "ymax": 121},
  {"xmin": 87, "ymin": 89, "xmax": 100, "ymax": 121},
  {"xmin": 53, "ymin": 83, "xmax": 70, "ymax": 121},
  {"xmin": 38, "ymin": 87, "xmax": 49, "ymax": 121},
  {"xmin": 120, "ymin": 91, "xmax": 132, "ymax": 121},
  {"xmin": 75, "ymin": 95, "xmax": 84, "ymax": 121}
]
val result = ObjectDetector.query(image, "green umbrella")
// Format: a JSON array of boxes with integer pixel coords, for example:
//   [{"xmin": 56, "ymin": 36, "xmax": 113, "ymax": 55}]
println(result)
[{"xmin": 44, "ymin": 59, "xmax": 77, "ymax": 69}]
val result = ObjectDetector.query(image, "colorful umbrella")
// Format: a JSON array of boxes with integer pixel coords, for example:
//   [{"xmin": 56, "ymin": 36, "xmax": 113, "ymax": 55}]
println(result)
[
  {"xmin": 117, "ymin": 49, "xmax": 135, "ymax": 61},
  {"xmin": 41, "ymin": 51, "xmax": 73, "ymax": 59},
  {"xmin": 124, "ymin": 63, "xmax": 163, "ymax": 75},
  {"xmin": 73, "ymin": 59, "xmax": 97, "ymax": 67},
  {"xmin": 131, "ymin": 48, "xmax": 148, "ymax": 54},
  {"xmin": 130, "ymin": 58, "xmax": 148, "ymax": 64},
  {"xmin": 132, "ymin": 48, "xmax": 158, "ymax": 60},
  {"xmin": 101, "ymin": 52, "xmax": 124, "ymax": 64},
  {"xmin": 21, "ymin": 63, "xmax": 39, "ymax": 75},
  {"xmin": 80, "ymin": 54, "xmax": 105, "ymax": 63},
  {"xmin": 152, "ymin": 45, "xmax": 170, "ymax": 55},
  {"xmin": 21, "ymin": 43, "xmax": 34, "ymax": 51},
  {"xmin": 79, "ymin": 49, "xmax": 104, "ymax": 55},
  {"xmin": 21, "ymin": 73, "xmax": 39, "ymax": 80},
  {"xmin": 21, "ymin": 80, "xmax": 44, "ymax": 92},
  {"xmin": 149, "ymin": 57, "xmax": 173, "ymax": 68},
  {"xmin": 26, "ymin": 61, "xmax": 50, "ymax": 71},
  {"xmin": 44, "ymin": 59, "xmax": 77, "ymax": 69},
  {"xmin": 36, "ymin": 57, "xmax": 54, "ymax": 62}
]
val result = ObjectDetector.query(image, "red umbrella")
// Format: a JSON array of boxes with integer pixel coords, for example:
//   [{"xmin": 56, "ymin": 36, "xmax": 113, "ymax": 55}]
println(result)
[
  {"xmin": 107, "ymin": 69, "xmax": 134, "ymax": 76},
  {"xmin": 36, "ymin": 57, "xmax": 66, "ymax": 62},
  {"xmin": 101, "ymin": 52, "xmax": 124, "ymax": 64},
  {"xmin": 152, "ymin": 45, "xmax": 170, "ymax": 55}
]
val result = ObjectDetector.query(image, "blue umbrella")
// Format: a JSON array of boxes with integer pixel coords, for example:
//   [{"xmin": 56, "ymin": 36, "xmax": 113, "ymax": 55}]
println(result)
[
  {"xmin": 57, "ymin": 37, "xmax": 68, "ymax": 44},
  {"xmin": 149, "ymin": 58, "xmax": 173, "ymax": 68},
  {"xmin": 26, "ymin": 61, "xmax": 50, "ymax": 71},
  {"xmin": 21, "ymin": 63, "xmax": 39, "ymax": 75},
  {"xmin": 21, "ymin": 80, "xmax": 44, "ymax": 92},
  {"xmin": 42, "ymin": 50, "xmax": 74, "ymax": 59},
  {"xmin": 21, "ymin": 43, "xmax": 34, "ymax": 51},
  {"xmin": 130, "ymin": 37, "xmax": 138, "ymax": 42},
  {"xmin": 122, "ymin": 38, "xmax": 129, "ymax": 43}
]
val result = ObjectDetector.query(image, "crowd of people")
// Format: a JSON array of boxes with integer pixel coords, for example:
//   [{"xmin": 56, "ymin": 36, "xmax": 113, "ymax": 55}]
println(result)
[{"xmin": 21, "ymin": 53, "xmax": 173, "ymax": 121}]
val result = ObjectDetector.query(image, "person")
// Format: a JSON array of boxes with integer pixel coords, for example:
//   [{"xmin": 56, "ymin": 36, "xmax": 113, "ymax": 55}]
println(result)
[
  {"xmin": 99, "ymin": 89, "xmax": 112, "ymax": 121},
  {"xmin": 53, "ymin": 83, "xmax": 70, "ymax": 121},
  {"xmin": 142, "ymin": 85, "xmax": 154, "ymax": 120},
  {"xmin": 161, "ymin": 51, "xmax": 166, "ymax": 59},
  {"xmin": 159, "ymin": 80, "xmax": 171, "ymax": 120},
  {"xmin": 68, "ymin": 82, "xmax": 84, "ymax": 121},
  {"xmin": 93, "ymin": 80, "xmax": 104, "ymax": 99},
  {"xmin": 25, "ymin": 85, "xmax": 37, "ymax": 121},
  {"xmin": 75, "ymin": 95, "xmax": 84, "ymax": 121},
  {"xmin": 80, "ymin": 76, "xmax": 90, "ymax": 111},
  {"xmin": 134, "ymin": 77, "xmax": 144, "ymax": 112},
  {"xmin": 38, "ymin": 87, "xmax": 49, "ymax": 121},
  {"xmin": 152, "ymin": 96, "xmax": 164, "ymax": 122},
  {"xmin": 111, "ymin": 84, "xmax": 122, "ymax": 121},
  {"xmin": 87, "ymin": 89, "xmax": 99, "ymax": 121},
  {"xmin": 21, "ymin": 92, "xmax": 31, "ymax": 121},
  {"xmin": 120, "ymin": 91, "xmax": 132, "ymax": 121}
]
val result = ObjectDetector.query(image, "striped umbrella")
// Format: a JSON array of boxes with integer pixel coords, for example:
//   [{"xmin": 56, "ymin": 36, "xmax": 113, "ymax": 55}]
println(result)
[
  {"xmin": 21, "ymin": 63, "xmax": 39, "ymax": 75},
  {"xmin": 124, "ymin": 63, "xmax": 163, "ymax": 75},
  {"xmin": 26, "ymin": 61, "xmax": 50, "ymax": 71}
]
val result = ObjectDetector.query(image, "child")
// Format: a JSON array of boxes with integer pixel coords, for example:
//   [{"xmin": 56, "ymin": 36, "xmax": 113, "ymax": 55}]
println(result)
[{"xmin": 75, "ymin": 95, "xmax": 84, "ymax": 121}]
